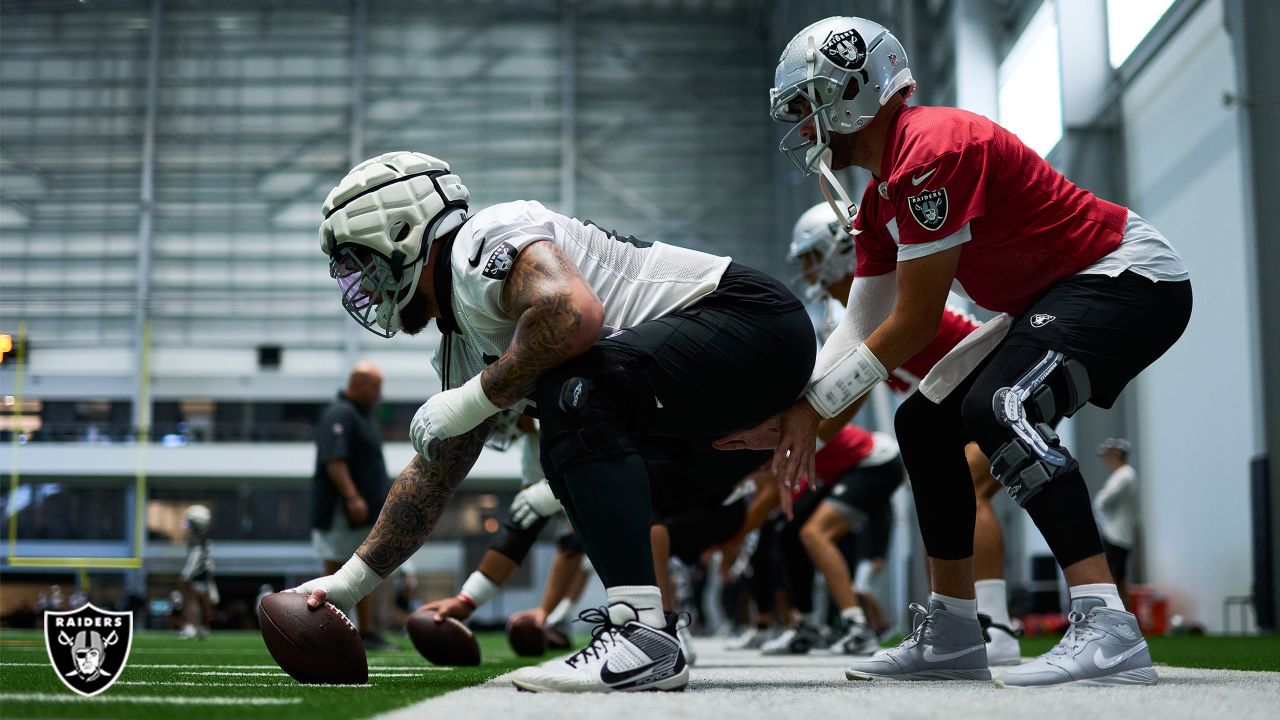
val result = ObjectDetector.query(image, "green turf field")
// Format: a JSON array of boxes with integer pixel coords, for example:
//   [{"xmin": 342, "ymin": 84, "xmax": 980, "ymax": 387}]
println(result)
[
  {"xmin": 1018, "ymin": 633, "xmax": 1280, "ymax": 672},
  {"xmin": 0, "ymin": 629, "xmax": 556, "ymax": 720}
]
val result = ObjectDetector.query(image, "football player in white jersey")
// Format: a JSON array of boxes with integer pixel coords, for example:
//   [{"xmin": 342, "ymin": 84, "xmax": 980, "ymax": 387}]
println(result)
[{"xmin": 291, "ymin": 152, "xmax": 815, "ymax": 693}]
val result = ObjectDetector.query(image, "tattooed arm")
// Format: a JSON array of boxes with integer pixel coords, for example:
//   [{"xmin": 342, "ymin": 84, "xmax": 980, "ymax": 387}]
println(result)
[
  {"xmin": 480, "ymin": 240, "xmax": 605, "ymax": 408},
  {"xmin": 355, "ymin": 417, "xmax": 494, "ymax": 576}
]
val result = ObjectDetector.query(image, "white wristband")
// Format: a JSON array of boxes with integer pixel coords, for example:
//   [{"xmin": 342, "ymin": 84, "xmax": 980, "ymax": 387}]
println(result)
[
  {"xmin": 428, "ymin": 374, "xmax": 503, "ymax": 439},
  {"xmin": 805, "ymin": 343, "xmax": 888, "ymax": 418},
  {"xmin": 337, "ymin": 554, "xmax": 384, "ymax": 603},
  {"xmin": 459, "ymin": 571, "xmax": 498, "ymax": 609}
]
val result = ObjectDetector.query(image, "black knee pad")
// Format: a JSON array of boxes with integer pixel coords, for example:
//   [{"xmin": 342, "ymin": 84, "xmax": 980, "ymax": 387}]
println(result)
[
  {"xmin": 535, "ymin": 351, "xmax": 655, "ymax": 477},
  {"xmin": 556, "ymin": 529, "xmax": 583, "ymax": 555},
  {"xmin": 488, "ymin": 514, "xmax": 551, "ymax": 565}
]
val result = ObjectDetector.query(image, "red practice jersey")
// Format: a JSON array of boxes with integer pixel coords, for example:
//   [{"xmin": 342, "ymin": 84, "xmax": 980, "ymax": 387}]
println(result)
[
  {"xmin": 888, "ymin": 306, "xmax": 980, "ymax": 393},
  {"xmin": 815, "ymin": 423, "xmax": 875, "ymax": 486},
  {"xmin": 852, "ymin": 106, "xmax": 1127, "ymax": 315}
]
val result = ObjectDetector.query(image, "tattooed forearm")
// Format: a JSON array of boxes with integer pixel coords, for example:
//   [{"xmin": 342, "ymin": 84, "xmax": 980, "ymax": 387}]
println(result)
[
  {"xmin": 482, "ymin": 241, "xmax": 604, "ymax": 408},
  {"xmin": 355, "ymin": 418, "xmax": 493, "ymax": 576}
]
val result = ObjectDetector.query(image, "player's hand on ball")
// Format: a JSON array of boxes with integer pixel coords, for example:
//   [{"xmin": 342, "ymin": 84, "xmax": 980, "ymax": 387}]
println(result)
[
  {"xmin": 507, "ymin": 607, "xmax": 547, "ymax": 628},
  {"xmin": 289, "ymin": 555, "xmax": 381, "ymax": 612},
  {"xmin": 420, "ymin": 596, "xmax": 476, "ymax": 623},
  {"xmin": 291, "ymin": 575, "xmax": 357, "ymax": 612},
  {"xmin": 509, "ymin": 480, "xmax": 562, "ymax": 528}
]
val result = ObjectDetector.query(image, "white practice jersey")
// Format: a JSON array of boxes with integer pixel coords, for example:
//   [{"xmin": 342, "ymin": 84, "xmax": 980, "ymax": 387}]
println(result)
[{"xmin": 433, "ymin": 200, "xmax": 731, "ymax": 389}]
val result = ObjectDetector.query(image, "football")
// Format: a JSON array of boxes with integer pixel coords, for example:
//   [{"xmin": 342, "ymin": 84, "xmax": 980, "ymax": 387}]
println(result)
[
  {"xmin": 257, "ymin": 592, "xmax": 368, "ymax": 685},
  {"xmin": 506, "ymin": 614, "xmax": 548, "ymax": 657},
  {"xmin": 405, "ymin": 613, "xmax": 482, "ymax": 666}
]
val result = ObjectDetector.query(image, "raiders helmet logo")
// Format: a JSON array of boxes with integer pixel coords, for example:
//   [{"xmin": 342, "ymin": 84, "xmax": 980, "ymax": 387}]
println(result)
[
  {"xmin": 482, "ymin": 241, "xmax": 518, "ymax": 280},
  {"xmin": 1030, "ymin": 314, "xmax": 1056, "ymax": 328},
  {"xmin": 44, "ymin": 603, "xmax": 133, "ymax": 696},
  {"xmin": 820, "ymin": 28, "xmax": 868, "ymax": 70},
  {"xmin": 907, "ymin": 188, "xmax": 948, "ymax": 231}
]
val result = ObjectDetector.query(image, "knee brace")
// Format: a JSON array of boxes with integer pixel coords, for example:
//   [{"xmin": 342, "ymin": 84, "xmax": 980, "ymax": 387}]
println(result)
[
  {"xmin": 489, "ymin": 514, "xmax": 551, "ymax": 565},
  {"xmin": 988, "ymin": 351, "xmax": 1090, "ymax": 507},
  {"xmin": 536, "ymin": 354, "xmax": 655, "ymax": 477}
]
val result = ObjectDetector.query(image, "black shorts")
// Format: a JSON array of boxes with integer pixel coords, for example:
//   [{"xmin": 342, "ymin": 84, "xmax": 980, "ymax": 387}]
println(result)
[
  {"xmin": 823, "ymin": 456, "xmax": 905, "ymax": 522},
  {"xmin": 1001, "ymin": 271, "xmax": 1192, "ymax": 408},
  {"xmin": 1102, "ymin": 539, "xmax": 1130, "ymax": 582},
  {"xmin": 660, "ymin": 498, "xmax": 747, "ymax": 565}
]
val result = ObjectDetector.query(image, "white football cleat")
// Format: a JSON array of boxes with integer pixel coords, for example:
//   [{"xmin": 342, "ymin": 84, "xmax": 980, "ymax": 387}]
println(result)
[
  {"xmin": 979, "ymin": 613, "xmax": 1023, "ymax": 666},
  {"xmin": 510, "ymin": 604, "xmax": 688, "ymax": 693}
]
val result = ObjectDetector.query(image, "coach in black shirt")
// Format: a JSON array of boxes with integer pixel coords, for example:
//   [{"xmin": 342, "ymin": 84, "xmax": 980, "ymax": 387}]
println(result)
[{"xmin": 312, "ymin": 361, "xmax": 392, "ymax": 649}]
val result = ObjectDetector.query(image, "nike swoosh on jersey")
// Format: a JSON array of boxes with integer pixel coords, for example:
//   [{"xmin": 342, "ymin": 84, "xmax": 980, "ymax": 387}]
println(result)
[
  {"xmin": 911, "ymin": 168, "xmax": 937, "ymax": 186},
  {"xmin": 1094, "ymin": 641, "xmax": 1147, "ymax": 669},
  {"xmin": 921, "ymin": 643, "xmax": 984, "ymax": 663},
  {"xmin": 598, "ymin": 659, "xmax": 662, "ymax": 685},
  {"xmin": 467, "ymin": 240, "xmax": 485, "ymax": 267}
]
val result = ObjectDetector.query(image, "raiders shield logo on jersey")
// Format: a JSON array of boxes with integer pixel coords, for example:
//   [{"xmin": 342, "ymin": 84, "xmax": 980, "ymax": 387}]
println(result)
[
  {"xmin": 1030, "ymin": 314, "xmax": 1056, "ymax": 328},
  {"xmin": 820, "ymin": 28, "xmax": 867, "ymax": 70},
  {"xmin": 44, "ymin": 604, "xmax": 133, "ymax": 696},
  {"xmin": 482, "ymin": 241, "xmax": 518, "ymax": 280},
  {"xmin": 907, "ymin": 188, "xmax": 948, "ymax": 231}
]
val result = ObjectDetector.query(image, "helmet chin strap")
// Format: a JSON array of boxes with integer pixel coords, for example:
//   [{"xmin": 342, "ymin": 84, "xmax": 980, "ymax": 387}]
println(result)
[{"xmin": 817, "ymin": 149, "xmax": 858, "ymax": 233}]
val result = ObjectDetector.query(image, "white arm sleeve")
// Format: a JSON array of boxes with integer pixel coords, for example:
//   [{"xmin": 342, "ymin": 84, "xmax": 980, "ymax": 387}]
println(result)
[{"xmin": 803, "ymin": 274, "xmax": 898, "ymax": 418}]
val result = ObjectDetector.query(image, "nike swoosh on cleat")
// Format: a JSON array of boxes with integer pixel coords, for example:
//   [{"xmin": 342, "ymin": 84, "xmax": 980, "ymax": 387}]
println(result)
[
  {"xmin": 1094, "ymin": 642, "xmax": 1147, "ymax": 669},
  {"xmin": 911, "ymin": 168, "xmax": 936, "ymax": 186},
  {"xmin": 599, "ymin": 660, "xmax": 662, "ymax": 685},
  {"xmin": 921, "ymin": 644, "xmax": 984, "ymax": 662}
]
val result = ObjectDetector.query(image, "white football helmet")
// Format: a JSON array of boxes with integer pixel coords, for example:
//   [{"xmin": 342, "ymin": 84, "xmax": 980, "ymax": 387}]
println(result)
[
  {"xmin": 771, "ymin": 16, "xmax": 914, "ymax": 175},
  {"xmin": 320, "ymin": 151, "xmax": 470, "ymax": 337},
  {"xmin": 789, "ymin": 202, "xmax": 856, "ymax": 294},
  {"xmin": 183, "ymin": 504, "xmax": 211, "ymax": 531}
]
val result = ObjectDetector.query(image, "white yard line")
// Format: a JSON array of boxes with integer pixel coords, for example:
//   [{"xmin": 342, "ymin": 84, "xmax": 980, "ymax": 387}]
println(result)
[
  {"xmin": 0, "ymin": 693, "xmax": 301, "ymax": 705},
  {"xmin": 117, "ymin": 680, "xmax": 371, "ymax": 689},
  {"xmin": 177, "ymin": 666, "xmax": 419, "ymax": 671},
  {"xmin": 375, "ymin": 639, "xmax": 1280, "ymax": 720},
  {"xmin": 1, "ymin": 662, "xmax": 444, "ymax": 670}
]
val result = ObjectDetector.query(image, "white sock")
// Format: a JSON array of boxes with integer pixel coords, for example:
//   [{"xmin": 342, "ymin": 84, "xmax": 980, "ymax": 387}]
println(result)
[
  {"xmin": 606, "ymin": 585, "xmax": 665, "ymax": 628},
  {"xmin": 974, "ymin": 579, "xmax": 1011, "ymax": 625},
  {"xmin": 1070, "ymin": 583, "xmax": 1125, "ymax": 611},
  {"xmin": 840, "ymin": 606, "xmax": 867, "ymax": 626},
  {"xmin": 546, "ymin": 597, "xmax": 573, "ymax": 626},
  {"xmin": 930, "ymin": 592, "xmax": 978, "ymax": 618}
]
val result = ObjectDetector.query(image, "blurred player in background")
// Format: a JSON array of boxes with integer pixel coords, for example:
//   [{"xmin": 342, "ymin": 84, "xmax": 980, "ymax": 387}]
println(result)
[
  {"xmin": 311, "ymin": 362, "xmax": 394, "ymax": 650},
  {"xmin": 781, "ymin": 203, "xmax": 1023, "ymax": 662},
  {"xmin": 178, "ymin": 504, "xmax": 217, "ymax": 640},
  {"xmin": 1095, "ymin": 438, "xmax": 1138, "ymax": 606}
]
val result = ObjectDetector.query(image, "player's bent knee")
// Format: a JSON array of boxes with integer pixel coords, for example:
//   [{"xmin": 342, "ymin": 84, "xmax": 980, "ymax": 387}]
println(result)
[{"xmin": 535, "ymin": 354, "xmax": 651, "ymax": 477}]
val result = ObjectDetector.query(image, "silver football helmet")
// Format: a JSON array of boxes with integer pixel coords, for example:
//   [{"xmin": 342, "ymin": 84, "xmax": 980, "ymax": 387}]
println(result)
[
  {"xmin": 789, "ymin": 202, "xmax": 856, "ymax": 295},
  {"xmin": 770, "ymin": 17, "xmax": 913, "ymax": 230},
  {"xmin": 320, "ymin": 151, "xmax": 470, "ymax": 337},
  {"xmin": 771, "ymin": 17, "xmax": 914, "ymax": 174}
]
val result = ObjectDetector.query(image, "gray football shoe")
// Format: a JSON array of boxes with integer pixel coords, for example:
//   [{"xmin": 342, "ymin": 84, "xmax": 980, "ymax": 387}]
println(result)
[
  {"xmin": 997, "ymin": 597, "xmax": 1157, "ymax": 688},
  {"xmin": 845, "ymin": 600, "xmax": 991, "ymax": 681}
]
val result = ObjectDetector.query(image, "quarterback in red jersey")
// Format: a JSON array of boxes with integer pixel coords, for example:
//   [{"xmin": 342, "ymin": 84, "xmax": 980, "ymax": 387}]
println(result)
[
  {"xmin": 789, "ymin": 203, "xmax": 1021, "ymax": 664},
  {"xmin": 724, "ymin": 16, "xmax": 1191, "ymax": 687}
]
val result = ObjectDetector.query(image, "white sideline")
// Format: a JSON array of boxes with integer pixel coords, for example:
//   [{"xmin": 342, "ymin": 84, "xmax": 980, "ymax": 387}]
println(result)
[
  {"xmin": 374, "ymin": 638, "xmax": 1280, "ymax": 720},
  {"xmin": 0, "ymin": 692, "xmax": 301, "ymax": 705}
]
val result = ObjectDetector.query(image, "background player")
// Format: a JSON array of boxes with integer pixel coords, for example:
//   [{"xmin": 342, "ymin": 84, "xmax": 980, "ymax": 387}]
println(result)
[{"xmin": 177, "ymin": 504, "xmax": 217, "ymax": 640}]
